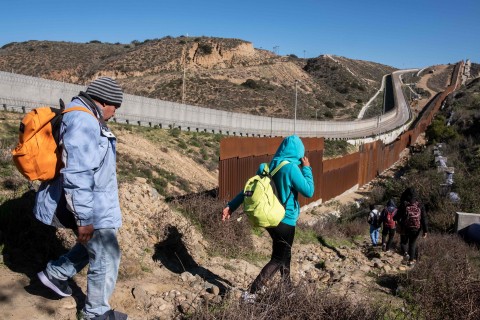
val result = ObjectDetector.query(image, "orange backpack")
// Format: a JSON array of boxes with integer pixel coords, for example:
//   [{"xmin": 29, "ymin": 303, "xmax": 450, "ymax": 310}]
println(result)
[{"xmin": 11, "ymin": 105, "xmax": 95, "ymax": 181}]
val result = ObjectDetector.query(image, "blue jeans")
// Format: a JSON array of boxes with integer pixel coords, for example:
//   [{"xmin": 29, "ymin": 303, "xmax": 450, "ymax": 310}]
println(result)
[
  {"xmin": 46, "ymin": 228, "xmax": 120, "ymax": 318},
  {"xmin": 370, "ymin": 225, "xmax": 380, "ymax": 245}
]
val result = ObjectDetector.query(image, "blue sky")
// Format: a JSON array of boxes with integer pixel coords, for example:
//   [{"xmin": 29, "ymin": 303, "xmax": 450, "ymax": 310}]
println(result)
[{"xmin": 2, "ymin": 0, "xmax": 479, "ymax": 68}]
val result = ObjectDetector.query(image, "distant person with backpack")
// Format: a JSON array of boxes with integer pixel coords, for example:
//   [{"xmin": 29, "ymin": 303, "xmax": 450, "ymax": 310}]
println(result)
[
  {"xmin": 367, "ymin": 204, "xmax": 381, "ymax": 247},
  {"xmin": 34, "ymin": 78, "xmax": 128, "ymax": 319},
  {"xmin": 394, "ymin": 187, "xmax": 428, "ymax": 266},
  {"xmin": 222, "ymin": 135, "xmax": 314, "ymax": 302},
  {"xmin": 380, "ymin": 199, "xmax": 397, "ymax": 251}
]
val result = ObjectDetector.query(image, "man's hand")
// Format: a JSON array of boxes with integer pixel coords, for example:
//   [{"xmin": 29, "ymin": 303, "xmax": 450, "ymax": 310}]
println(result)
[
  {"xmin": 301, "ymin": 156, "xmax": 310, "ymax": 167},
  {"xmin": 423, "ymin": 232, "xmax": 428, "ymax": 239},
  {"xmin": 77, "ymin": 224, "xmax": 94, "ymax": 245},
  {"xmin": 222, "ymin": 207, "xmax": 232, "ymax": 221}
]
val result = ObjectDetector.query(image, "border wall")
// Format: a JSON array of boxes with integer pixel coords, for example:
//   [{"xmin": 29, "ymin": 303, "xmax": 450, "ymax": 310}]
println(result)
[
  {"xmin": 0, "ymin": 69, "xmax": 413, "ymax": 141},
  {"xmin": 218, "ymin": 62, "xmax": 464, "ymax": 206}
]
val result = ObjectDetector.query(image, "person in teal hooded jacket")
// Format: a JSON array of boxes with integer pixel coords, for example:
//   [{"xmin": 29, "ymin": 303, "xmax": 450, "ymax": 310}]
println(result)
[{"xmin": 222, "ymin": 135, "xmax": 314, "ymax": 301}]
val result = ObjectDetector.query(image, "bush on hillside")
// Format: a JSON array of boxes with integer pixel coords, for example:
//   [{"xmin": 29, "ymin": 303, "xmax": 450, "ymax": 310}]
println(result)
[
  {"xmin": 175, "ymin": 194, "xmax": 254, "ymax": 258},
  {"xmin": 399, "ymin": 234, "xmax": 480, "ymax": 320},
  {"xmin": 325, "ymin": 101, "xmax": 335, "ymax": 109},
  {"xmin": 242, "ymin": 79, "xmax": 259, "ymax": 89},
  {"xmin": 324, "ymin": 110, "xmax": 334, "ymax": 118},
  {"xmin": 190, "ymin": 281, "xmax": 388, "ymax": 319},
  {"xmin": 303, "ymin": 203, "xmax": 368, "ymax": 246},
  {"xmin": 323, "ymin": 140, "xmax": 352, "ymax": 158},
  {"xmin": 425, "ymin": 115, "xmax": 459, "ymax": 144},
  {"xmin": 198, "ymin": 43, "xmax": 213, "ymax": 55}
]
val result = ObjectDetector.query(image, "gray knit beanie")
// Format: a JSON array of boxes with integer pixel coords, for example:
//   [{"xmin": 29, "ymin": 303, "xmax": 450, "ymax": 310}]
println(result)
[{"xmin": 85, "ymin": 77, "xmax": 123, "ymax": 108}]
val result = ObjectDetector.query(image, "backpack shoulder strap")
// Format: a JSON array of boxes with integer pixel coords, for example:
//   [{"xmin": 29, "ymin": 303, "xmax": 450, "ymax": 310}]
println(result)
[
  {"xmin": 62, "ymin": 106, "xmax": 96, "ymax": 118},
  {"xmin": 262, "ymin": 163, "xmax": 270, "ymax": 175},
  {"xmin": 270, "ymin": 160, "xmax": 290, "ymax": 177}
]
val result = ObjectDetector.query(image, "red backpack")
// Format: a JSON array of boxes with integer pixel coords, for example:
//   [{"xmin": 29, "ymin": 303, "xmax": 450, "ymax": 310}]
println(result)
[
  {"xmin": 404, "ymin": 201, "xmax": 421, "ymax": 230},
  {"xmin": 383, "ymin": 207, "xmax": 397, "ymax": 229}
]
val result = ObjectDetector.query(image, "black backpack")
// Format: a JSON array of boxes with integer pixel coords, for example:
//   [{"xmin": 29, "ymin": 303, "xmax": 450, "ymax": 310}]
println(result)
[{"xmin": 369, "ymin": 210, "xmax": 381, "ymax": 228}]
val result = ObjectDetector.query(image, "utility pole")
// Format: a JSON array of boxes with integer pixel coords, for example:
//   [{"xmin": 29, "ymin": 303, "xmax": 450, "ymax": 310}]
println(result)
[
  {"xmin": 182, "ymin": 48, "xmax": 187, "ymax": 104},
  {"xmin": 182, "ymin": 61, "xmax": 186, "ymax": 104},
  {"xmin": 294, "ymin": 80, "xmax": 298, "ymax": 134},
  {"xmin": 303, "ymin": 50, "xmax": 306, "ymax": 59}
]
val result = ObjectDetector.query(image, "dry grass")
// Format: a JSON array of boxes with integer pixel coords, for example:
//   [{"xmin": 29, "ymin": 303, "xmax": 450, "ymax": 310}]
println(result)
[
  {"xmin": 190, "ymin": 281, "xmax": 388, "ymax": 320},
  {"xmin": 174, "ymin": 194, "xmax": 255, "ymax": 259},
  {"xmin": 400, "ymin": 233, "xmax": 480, "ymax": 320}
]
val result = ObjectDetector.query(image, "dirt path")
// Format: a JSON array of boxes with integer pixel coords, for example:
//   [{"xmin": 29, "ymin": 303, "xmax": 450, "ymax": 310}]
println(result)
[{"xmin": 412, "ymin": 65, "xmax": 449, "ymax": 113}]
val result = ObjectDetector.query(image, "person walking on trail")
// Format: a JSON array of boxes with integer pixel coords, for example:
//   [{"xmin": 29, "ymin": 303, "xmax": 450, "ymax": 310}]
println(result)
[
  {"xmin": 394, "ymin": 187, "xmax": 428, "ymax": 266},
  {"xmin": 368, "ymin": 204, "xmax": 381, "ymax": 247},
  {"xmin": 222, "ymin": 135, "xmax": 314, "ymax": 302},
  {"xmin": 380, "ymin": 199, "xmax": 397, "ymax": 251},
  {"xmin": 34, "ymin": 77, "xmax": 128, "ymax": 320}
]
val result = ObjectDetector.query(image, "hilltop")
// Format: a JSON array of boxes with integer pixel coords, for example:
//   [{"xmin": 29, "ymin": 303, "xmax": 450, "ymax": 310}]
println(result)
[{"xmin": 0, "ymin": 37, "xmax": 396, "ymax": 120}]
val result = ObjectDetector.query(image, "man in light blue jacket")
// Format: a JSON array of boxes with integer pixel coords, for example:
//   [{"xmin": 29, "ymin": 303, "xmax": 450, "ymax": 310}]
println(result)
[
  {"xmin": 35, "ymin": 77, "xmax": 127, "ymax": 320},
  {"xmin": 222, "ymin": 135, "xmax": 314, "ymax": 302}
]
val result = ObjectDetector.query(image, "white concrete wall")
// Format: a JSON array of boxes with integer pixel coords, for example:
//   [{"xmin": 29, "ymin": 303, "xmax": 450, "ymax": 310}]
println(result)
[{"xmin": 0, "ymin": 71, "xmax": 410, "ymax": 140}]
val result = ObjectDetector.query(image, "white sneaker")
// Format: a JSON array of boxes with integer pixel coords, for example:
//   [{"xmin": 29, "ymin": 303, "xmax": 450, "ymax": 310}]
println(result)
[{"xmin": 241, "ymin": 291, "xmax": 257, "ymax": 303}]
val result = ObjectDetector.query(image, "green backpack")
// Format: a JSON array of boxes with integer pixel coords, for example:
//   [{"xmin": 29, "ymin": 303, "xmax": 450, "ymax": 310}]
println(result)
[{"xmin": 243, "ymin": 161, "xmax": 289, "ymax": 228}]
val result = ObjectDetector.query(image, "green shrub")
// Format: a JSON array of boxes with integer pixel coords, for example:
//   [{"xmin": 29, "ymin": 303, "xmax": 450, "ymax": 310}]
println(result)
[
  {"xmin": 169, "ymin": 126, "xmax": 181, "ymax": 137},
  {"xmin": 425, "ymin": 115, "xmax": 459, "ymax": 144},
  {"xmin": 324, "ymin": 110, "xmax": 334, "ymax": 118},
  {"xmin": 323, "ymin": 140, "xmax": 351, "ymax": 158},
  {"xmin": 174, "ymin": 194, "xmax": 254, "ymax": 259},
  {"xmin": 325, "ymin": 101, "xmax": 335, "ymax": 109},
  {"xmin": 242, "ymin": 79, "xmax": 259, "ymax": 89},
  {"xmin": 399, "ymin": 234, "xmax": 480, "ymax": 320},
  {"xmin": 177, "ymin": 140, "xmax": 187, "ymax": 149},
  {"xmin": 198, "ymin": 43, "xmax": 213, "ymax": 55}
]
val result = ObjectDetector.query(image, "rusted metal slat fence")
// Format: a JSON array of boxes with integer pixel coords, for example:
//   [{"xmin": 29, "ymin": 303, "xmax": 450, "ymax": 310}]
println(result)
[
  {"xmin": 219, "ymin": 137, "xmax": 324, "ymax": 205},
  {"xmin": 322, "ymin": 153, "xmax": 359, "ymax": 202},
  {"xmin": 219, "ymin": 62, "xmax": 464, "ymax": 206}
]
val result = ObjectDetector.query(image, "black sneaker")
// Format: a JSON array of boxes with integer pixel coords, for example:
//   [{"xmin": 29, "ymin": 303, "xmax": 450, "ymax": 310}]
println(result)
[
  {"xmin": 37, "ymin": 270, "xmax": 72, "ymax": 297},
  {"xmin": 90, "ymin": 310, "xmax": 128, "ymax": 320}
]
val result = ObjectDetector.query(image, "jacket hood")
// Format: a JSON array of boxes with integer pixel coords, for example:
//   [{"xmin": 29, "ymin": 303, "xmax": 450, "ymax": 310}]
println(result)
[
  {"xmin": 401, "ymin": 187, "xmax": 417, "ymax": 204},
  {"xmin": 270, "ymin": 135, "xmax": 305, "ymax": 170},
  {"xmin": 387, "ymin": 199, "xmax": 396, "ymax": 208}
]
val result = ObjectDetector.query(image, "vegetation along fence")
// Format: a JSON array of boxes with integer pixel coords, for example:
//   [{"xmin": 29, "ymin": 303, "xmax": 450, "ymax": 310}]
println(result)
[{"xmin": 218, "ymin": 61, "xmax": 464, "ymax": 206}]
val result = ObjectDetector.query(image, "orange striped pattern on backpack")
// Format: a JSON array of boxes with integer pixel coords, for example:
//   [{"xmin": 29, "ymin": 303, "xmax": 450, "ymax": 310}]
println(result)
[{"xmin": 11, "ymin": 106, "xmax": 95, "ymax": 181}]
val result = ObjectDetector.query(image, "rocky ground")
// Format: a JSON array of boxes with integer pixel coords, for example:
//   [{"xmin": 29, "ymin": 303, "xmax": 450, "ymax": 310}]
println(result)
[
  {"xmin": 0, "ymin": 67, "xmax": 440, "ymax": 319},
  {"xmin": 0, "ymin": 172, "xmax": 416, "ymax": 320}
]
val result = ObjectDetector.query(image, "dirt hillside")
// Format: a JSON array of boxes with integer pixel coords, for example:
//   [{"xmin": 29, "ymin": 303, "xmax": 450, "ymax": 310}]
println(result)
[
  {"xmin": 0, "ymin": 37, "xmax": 396, "ymax": 120},
  {"xmin": 0, "ymin": 126, "xmax": 419, "ymax": 320}
]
